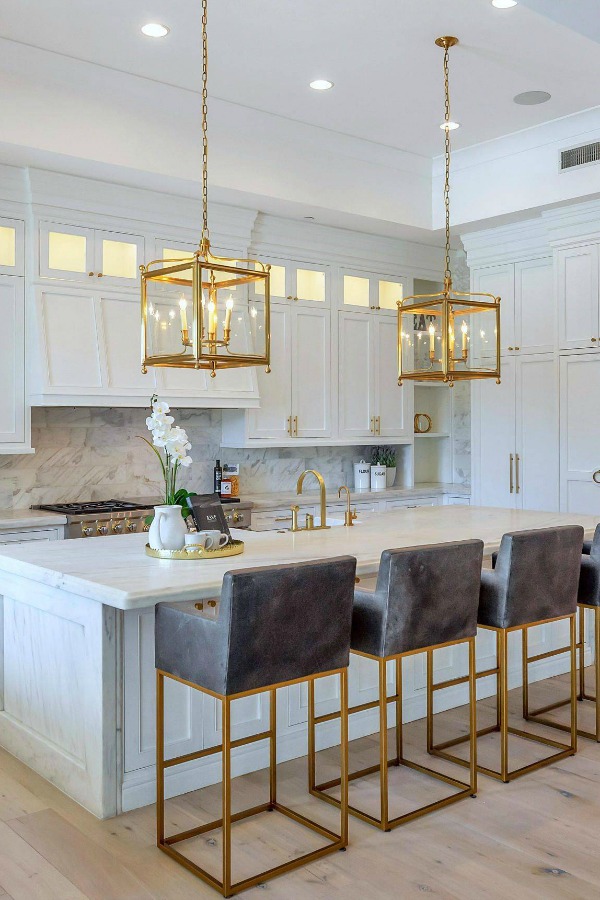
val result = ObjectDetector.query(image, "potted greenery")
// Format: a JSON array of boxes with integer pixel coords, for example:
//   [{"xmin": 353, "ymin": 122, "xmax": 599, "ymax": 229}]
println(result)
[{"xmin": 373, "ymin": 446, "xmax": 397, "ymax": 488}]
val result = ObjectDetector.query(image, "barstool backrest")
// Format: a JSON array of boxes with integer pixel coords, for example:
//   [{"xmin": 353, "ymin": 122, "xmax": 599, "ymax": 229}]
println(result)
[
  {"xmin": 480, "ymin": 526, "xmax": 584, "ymax": 629},
  {"xmin": 360, "ymin": 540, "xmax": 484, "ymax": 657},
  {"xmin": 588, "ymin": 523, "xmax": 600, "ymax": 562},
  {"xmin": 155, "ymin": 555, "xmax": 357, "ymax": 696}
]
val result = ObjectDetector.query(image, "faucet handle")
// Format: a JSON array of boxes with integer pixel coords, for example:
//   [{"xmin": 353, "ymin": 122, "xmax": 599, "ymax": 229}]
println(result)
[
  {"xmin": 290, "ymin": 504, "xmax": 300, "ymax": 532},
  {"xmin": 305, "ymin": 513, "xmax": 314, "ymax": 530}
]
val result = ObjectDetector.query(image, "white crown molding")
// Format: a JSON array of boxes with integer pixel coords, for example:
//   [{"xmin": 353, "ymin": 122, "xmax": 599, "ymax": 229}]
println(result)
[
  {"xmin": 27, "ymin": 169, "xmax": 258, "ymax": 251},
  {"xmin": 461, "ymin": 217, "xmax": 550, "ymax": 268},
  {"xmin": 251, "ymin": 213, "xmax": 445, "ymax": 276},
  {"xmin": 0, "ymin": 163, "xmax": 29, "ymax": 206},
  {"xmin": 542, "ymin": 198, "xmax": 600, "ymax": 247}
]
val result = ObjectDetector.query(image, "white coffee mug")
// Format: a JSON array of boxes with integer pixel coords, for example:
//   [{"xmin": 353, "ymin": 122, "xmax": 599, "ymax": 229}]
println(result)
[{"xmin": 198, "ymin": 530, "xmax": 229, "ymax": 550}]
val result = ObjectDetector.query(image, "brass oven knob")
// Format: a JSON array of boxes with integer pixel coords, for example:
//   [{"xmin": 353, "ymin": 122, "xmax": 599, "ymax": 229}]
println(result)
[
  {"xmin": 112, "ymin": 520, "xmax": 124, "ymax": 534},
  {"xmin": 143, "ymin": 522, "xmax": 151, "ymax": 533},
  {"xmin": 232, "ymin": 510, "xmax": 241, "ymax": 524},
  {"xmin": 96, "ymin": 520, "xmax": 109, "ymax": 536},
  {"xmin": 81, "ymin": 523, "xmax": 94, "ymax": 537},
  {"xmin": 125, "ymin": 518, "xmax": 137, "ymax": 533}
]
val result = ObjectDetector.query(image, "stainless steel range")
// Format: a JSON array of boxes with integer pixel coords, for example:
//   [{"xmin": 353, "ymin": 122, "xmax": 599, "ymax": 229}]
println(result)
[{"xmin": 35, "ymin": 498, "xmax": 253, "ymax": 539}]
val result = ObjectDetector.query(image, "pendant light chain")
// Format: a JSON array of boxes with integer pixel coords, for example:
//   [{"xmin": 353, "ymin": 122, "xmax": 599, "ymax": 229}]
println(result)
[
  {"xmin": 200, "ymin": 0, "xmax": 210, "ymax": 252},
  {"xmin": 443, "ymin": 42, "xmax": 452, "ymax": 286}
]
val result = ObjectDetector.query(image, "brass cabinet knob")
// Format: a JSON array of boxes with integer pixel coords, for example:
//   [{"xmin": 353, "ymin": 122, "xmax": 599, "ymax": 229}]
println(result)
[
  {"xmin": 286, "ymin": 295, "xmax": 293, "ymax": 300},
  {"xmin": 515, "ymin": 346, "xmax": 520, "ymax": 351},
  {"xmin": 508, "ymin": 346, "xmax": 514, "ymax": 351},
  {"xmin": 97, "ymin": 272, "xmax": 103, "ymax": 278},
  {"xmin": 88, "ymin": 271, "xmax": 94, "ymax": 277},
  {"xmin": 592, "ymin": 338, "xmax": 597, "ymax": 343}
]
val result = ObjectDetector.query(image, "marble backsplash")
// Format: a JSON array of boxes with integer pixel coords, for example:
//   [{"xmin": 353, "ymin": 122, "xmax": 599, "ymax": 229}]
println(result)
[{"xmin": 0, "ymin": 408, "xmax": 416, "ymax": 508}]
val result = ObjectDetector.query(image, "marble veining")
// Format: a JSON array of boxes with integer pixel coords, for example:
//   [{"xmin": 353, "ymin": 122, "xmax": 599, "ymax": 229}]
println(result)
[{"xmin": 0, "ymin": 506, "xmax": 596, "ymax": 611}]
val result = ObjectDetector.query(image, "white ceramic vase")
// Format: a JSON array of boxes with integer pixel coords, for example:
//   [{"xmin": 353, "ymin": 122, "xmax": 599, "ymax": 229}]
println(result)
[
  {"xmin": 148, "ymin": 505, "xmax": 187, "ymax": 551},
  {"xmin": 386, "ymin": 467, "xmax": 397, "ymax": 488}
]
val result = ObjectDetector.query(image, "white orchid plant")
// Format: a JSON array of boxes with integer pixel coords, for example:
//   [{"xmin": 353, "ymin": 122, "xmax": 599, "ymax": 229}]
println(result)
[{"xmin": 141, "ymin": 396, "xmax": 194, "ymax": 514}]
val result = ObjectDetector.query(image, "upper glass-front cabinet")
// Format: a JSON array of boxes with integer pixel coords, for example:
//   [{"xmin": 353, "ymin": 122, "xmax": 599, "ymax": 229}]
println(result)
[
  {"xmin": 0, "ymin": 217, "xmax": 24, "ymax": 276},
  {"xmin": 341, "ymin": 269, "xmax": 404, "ymax": 314},
  {"xmin": 39, "ymin": 222, "xmax": 144, "ymax": 286},
  {"xmin": 254, "ymin": 258, "xmax": 329, "ymax": 306}
]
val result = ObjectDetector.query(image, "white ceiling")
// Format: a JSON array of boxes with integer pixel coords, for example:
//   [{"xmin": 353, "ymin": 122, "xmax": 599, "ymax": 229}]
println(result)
[{"xmin": 1, "ymin": 0, "xmax": 600, "ymax": 158}]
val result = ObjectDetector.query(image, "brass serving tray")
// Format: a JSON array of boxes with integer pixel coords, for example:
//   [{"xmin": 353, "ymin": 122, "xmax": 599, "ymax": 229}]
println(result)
[{"xmin": 145, "ymin": 539, "xmax": 245, "ymax": 560}]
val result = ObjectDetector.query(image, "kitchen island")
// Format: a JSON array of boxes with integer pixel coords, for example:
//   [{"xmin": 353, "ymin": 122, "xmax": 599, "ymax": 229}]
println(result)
[{"xmin": 0, "ymin": 505, "xmax": 597, "ymax": 818}]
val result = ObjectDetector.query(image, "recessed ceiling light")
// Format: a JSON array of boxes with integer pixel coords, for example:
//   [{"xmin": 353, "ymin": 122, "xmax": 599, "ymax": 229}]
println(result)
[
  {"xmin": 309, "ymin": 79, "xmax": 334, "ymax": 91},
  {"xmin": 141, "ymin": 23, "xmax": 170, "ymax": 38},
  {"xmin": 440, "ymin": 121, "xmax": 461, "ymax": 131},
  {"xmin": 514, "ymin": 90, "xmax": 551, "ymax": 105},
  {"xmin": 492, "ymin": 0, "xmax": 518, "ymax": 8}
]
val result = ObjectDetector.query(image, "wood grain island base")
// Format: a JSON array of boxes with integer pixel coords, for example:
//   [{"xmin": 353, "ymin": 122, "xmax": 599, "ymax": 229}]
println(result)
[{"xmin": 0, "ymin": 506, "xmax": 596, "ymax": 819}]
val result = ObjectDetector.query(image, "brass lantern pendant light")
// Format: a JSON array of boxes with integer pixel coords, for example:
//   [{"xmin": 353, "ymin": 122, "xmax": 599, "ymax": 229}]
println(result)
[
  {"xmin": 141, "ymin": 0, "xmax": 271, "ymax": 378},
  {"xmin": 398, "ymin": 37, "xmax": 500, "ymax": 387}
]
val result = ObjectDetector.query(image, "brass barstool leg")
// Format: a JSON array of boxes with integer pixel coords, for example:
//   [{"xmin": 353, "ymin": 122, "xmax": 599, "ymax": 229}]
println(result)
[
  {"xmin": 570, "ymin": 615, "xmax": 578, "ymax": 755},
  {"xmin": 395, "ymin": 657, "xmax": 403, "ymax": 764},
  {"xmin": 596, "ymin": 608, "xmax": 600, "ymax": 742},
  {"xmin": 340, "ymin": 669, "xmax": 349, "ymax": 847},
  {"xmin": 499, "ymin": 630, "xmax": 509, "ymax": 783},
  {"xmin": 522, "ymin": 626, "xmax": 529, "ymax": 719},
  {"xmin": 308, "ymin": 679, "xmax": 316, "ymax": 792},
  {"xmin": 156, "ymin": 670, "xmax": 165, "ymax": 847},
  {"xmin": 379, "ymin": 658, "xmax": 389, "ymax": 830},
  {"xmin": 468, "ymin": 637, "xmax": 478, "ymax": 796},
  {"xmin": 222, "ymin": 696, "xmax": 232, "ymax": 898},
  {"xmin": 426, "ymin": 649, "xmax": 434, "ymax": 754},
  {"xmin": 270, "ymin": 688, "xmax": 277, "ymax": 807},
  {"xmin": 579, "ymin": 606, "xmax": 586, "ymax": 700},
  {"xmin": 496, "ymin": 629, "xmax": 502, "ymax": 732}
]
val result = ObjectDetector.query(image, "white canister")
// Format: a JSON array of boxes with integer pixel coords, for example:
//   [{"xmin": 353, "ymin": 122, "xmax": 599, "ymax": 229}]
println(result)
[
  {"xmin": 370, "ymin": 465, "xmax": 387, "ymax": 492},
  {"xmin": 354, "ymin": 460, "xmax": 371, "ymax": 492}
]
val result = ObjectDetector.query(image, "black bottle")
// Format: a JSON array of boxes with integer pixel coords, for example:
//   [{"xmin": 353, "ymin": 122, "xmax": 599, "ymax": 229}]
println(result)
[{"xmin": 214, "ymin": 459, "xmax": 222, "ymax": 495}]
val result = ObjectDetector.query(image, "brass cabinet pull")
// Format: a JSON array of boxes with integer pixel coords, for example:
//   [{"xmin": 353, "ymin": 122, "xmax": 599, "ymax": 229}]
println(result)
[
  {"xmin": 509, "ymin": 453, "xmax": 514, "ymax": 494},
  {"xmin": 515, "ymin": 453, "xmax": 520, "ymax": 494},
  {"xmin": 375, "ymin": 415, "xmax": 381, "ymax": 435},
  {"xmin": 370, "ymin": 417, "xmax": 374, "ymax": 434},
  {"xmin": 293, "ymin": 416, "xmax": 298, "ymax": 436},
  {"xmin": 274, "ymin": 515, "xmax": 292, "ymax": 521},
  {"xmin": 593, "ymin": 470, "xmax": 600, "ymax": 484},
  {"xmin": 287, "ymin": 415, "xmax": 293, "ymax": 436}
]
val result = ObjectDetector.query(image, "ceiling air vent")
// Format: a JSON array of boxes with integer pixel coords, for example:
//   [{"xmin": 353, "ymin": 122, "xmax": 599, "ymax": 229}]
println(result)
[{"xmin": 560, "ymin": 142, "xmax": 600, "ymax": 171}]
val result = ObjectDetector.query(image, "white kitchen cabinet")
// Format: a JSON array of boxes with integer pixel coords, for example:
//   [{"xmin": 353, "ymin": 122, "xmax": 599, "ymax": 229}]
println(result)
[
  {"xmin": 253, "ymin": 257, "xmax": 329, "ymax": 307},
  {"xmin": 473, "ymin": 264, "xmax": 515, "ymax": 356},
  {"xmin": 0, "ymin": 217, "xmax": 24, "ymax": 277},
  {"xmin": 225, "ymin": 303, "xmax": 331, "ymax": 443},
  {"xmin": 0, "ymin": 527, "xmax": 63, "ymax": 545},
  {"xmin": 556, "ymin": 244, "xmax": 600, "ymax": 351},
  {"xmin": 0, "ymin": 276, "xmax": 26, "ymax": 451},
  {"xmin": 341, "ymin": 269, "xmax": 404, "ymax": 315},
  {"xmin": 32, "ymin": 286, "xmax": 260, "ymax": 407},
  {"xmin": 338, "ymin": 311, "xmax": 409, "ymax": 440},
  {"xmin": 39, "ymin": 221, "xmax": 144, "ymax": 288},
  {"xmin": 473, "ymin": 354, "xmax": 559, "ymax": 512},
  {"xmin": 384, "ymin": 497, "xmax": 440, "ymax": 509},
  {"xmin": 473, "ymin": 258, "xmax": 553, "ymax": 357},
  {"xmin": 560, "ymin": 353, "xmax": 600, "ymax": 514}
]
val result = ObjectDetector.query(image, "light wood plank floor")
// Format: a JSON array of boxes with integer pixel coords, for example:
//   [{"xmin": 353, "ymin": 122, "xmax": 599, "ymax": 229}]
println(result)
[{"xmin": 1, "ymin": 670, "xmax": 600, "ymax": 899}]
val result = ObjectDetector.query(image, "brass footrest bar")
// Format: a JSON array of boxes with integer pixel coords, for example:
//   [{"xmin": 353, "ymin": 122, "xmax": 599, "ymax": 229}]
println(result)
[
  {"xmin": 523, "ymin": 605, "xmax": 600, "ymax": 743},
  {"xmin": 309, "ymin": 639, "xmax": 477, "ymax": 832},
  {"xmin": 157, "ymin": 667, "xmax": 349, "ymax": 898},
  {"xmin": 430, "ymin": 616, "xmax": 577, "ymax": 783}
]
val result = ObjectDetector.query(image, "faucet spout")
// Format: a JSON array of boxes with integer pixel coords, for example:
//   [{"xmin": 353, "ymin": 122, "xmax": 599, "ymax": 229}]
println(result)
[{"xmin": 296, "ymin": 469, "xmax": 329, "ymax": 530}]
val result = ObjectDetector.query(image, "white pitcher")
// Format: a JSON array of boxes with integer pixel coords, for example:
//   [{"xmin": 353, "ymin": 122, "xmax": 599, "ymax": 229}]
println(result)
[{"xmin": 148, "ymin": 505, "xmax": 187, "ymax": 551}]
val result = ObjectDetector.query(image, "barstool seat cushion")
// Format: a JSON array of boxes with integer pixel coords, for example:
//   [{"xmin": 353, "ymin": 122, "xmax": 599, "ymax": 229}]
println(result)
[
  {"xmin": 155, "ymin": 556, "xmax": 357, "ymax": 696},
  {"xmin": 479, "ymin": 526, "xmax": 584, "ymax": 630},
  {"xmin": 578, "ymin": 523, "xmax": 600, "ymax": 606},
  {"xmin": 351, "ymin": 540, "xmax": 484, "ymax": 658}
]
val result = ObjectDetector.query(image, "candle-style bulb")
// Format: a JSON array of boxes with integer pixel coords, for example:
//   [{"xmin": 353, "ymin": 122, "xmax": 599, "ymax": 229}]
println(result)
[{"xmin": 178, "ymin": 296, "xmax": 188, "ymax": 333}]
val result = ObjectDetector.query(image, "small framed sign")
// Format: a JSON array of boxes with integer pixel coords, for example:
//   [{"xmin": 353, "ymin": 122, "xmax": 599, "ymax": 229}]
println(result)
[{"xmin": 189, "ymin": 493, "xmax": 231, "ymax": 539}]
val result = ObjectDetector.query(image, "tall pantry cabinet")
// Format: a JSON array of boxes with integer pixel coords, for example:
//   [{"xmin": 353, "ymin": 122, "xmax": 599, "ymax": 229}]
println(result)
[{"xmin": 467, "ymin": 202, "xmax": 600, "ymax": 517}]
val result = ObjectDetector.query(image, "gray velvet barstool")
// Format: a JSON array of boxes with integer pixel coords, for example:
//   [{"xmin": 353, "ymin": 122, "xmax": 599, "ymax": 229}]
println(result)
[
  {"xmin": 308, "ymin": 540, "xmax": 484, "ymax": 832},
  {"xmin": 523, "ymin": 523, "xmax": 600, "ymax": 742},
  {"xmin": 155, "ymin": 556, "xmax": 356, "ymax": 898},
  {"xmin": 431, "ymin": 526, "xmax": 583, "ymax": 782}
]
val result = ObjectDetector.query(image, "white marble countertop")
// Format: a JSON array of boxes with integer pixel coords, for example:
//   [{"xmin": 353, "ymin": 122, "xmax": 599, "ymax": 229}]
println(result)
[
  {"xmin": 0, "ymin": 509, "xmax": 67, "ymax": 531},
  {"xmin": 0, "ymin": 506, "xmax": 596, "ymax": 611},
  {"xmin": 244, "ymin": 482, "xmax": 469, "ymax": 511}
]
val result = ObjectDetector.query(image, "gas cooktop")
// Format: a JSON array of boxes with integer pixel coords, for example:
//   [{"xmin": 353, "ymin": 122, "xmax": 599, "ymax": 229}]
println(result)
[{"xmin": 36, "ymin": 500, "xmax": 153, "ymax": 515}]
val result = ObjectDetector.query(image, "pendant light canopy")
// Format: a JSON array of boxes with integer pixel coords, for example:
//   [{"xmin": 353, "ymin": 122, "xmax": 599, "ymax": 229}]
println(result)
[
  {"xmin": 398, "ymin": 37, "xmax": 501, "ymax": 386},
  {"xmin": 141, "ymin": 0, "xmax": 271, "ymax": 378}
]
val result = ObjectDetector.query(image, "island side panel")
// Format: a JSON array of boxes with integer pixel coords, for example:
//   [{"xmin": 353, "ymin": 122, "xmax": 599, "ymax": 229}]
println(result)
[{"xmin": 0, "ymin": 572, "xmax": 119, "ymax": 818}]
